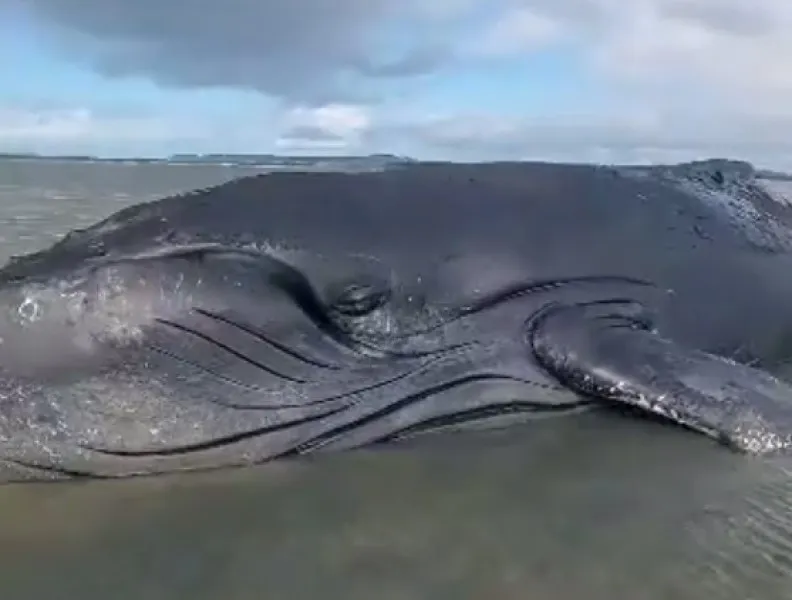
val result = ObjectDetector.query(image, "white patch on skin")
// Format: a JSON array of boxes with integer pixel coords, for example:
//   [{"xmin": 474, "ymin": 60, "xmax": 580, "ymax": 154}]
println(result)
[
  {"xmin": 8, "ymin": 262, "xmax": 197, "ymax": 360},
  {"xmin": 17, "ymin": 296, "xmax": 41, "ymax": 323},
  {"xmin": 675, "ymin": 176, "xmax": 792, "ymax": 250}
]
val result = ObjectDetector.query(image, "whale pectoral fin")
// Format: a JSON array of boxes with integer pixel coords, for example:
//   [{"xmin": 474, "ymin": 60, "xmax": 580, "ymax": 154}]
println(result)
[{"xmin": 530, "ymin": 303, "xmax": 792, "ymax": 454}]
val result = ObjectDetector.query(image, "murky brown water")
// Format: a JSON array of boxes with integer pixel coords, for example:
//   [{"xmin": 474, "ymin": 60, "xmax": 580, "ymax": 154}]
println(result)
[{"xmin": 0, "ymin": 161, "xmax": 791, "ymax": 599}]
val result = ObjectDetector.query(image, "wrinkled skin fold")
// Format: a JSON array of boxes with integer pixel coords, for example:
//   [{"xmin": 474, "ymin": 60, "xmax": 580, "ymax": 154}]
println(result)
[{"xmin": 2, "ymin": 159, "xmax": 792, "ymax": 482}]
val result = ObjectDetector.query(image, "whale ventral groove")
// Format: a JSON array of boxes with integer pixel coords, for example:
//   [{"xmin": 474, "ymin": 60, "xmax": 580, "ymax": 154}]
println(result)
[{"xmin": 2, "ymin": 159, "xmax": 792, "ymax": 481}]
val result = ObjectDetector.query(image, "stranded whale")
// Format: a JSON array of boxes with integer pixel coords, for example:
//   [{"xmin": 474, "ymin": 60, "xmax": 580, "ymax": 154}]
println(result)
[{"xmin": 2, "ymin": 159, "xmax": 792, "ymax": 481}]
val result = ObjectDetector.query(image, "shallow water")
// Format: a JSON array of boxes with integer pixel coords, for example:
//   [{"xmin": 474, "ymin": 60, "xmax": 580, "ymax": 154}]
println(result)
[
  {"xmin": 1, "ymin": 161, "xmax": 792, "ymax": 599},
  {"xmin": 3, "ymin": 413, "xmax": 792, "ymax": 599},
  {"xmin": 0, "ymin": 160, "xmax": 263, "ymax": 263}
]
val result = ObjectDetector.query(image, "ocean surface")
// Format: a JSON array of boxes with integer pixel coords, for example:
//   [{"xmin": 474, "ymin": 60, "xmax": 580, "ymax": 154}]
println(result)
[{"xmin": 1, "ymin": 160, "xmax": 792, "ymax": 600}]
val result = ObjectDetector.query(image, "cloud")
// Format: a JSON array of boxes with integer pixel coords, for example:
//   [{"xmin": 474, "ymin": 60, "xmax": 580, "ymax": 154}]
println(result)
[
  {"xmin": 0, "ymin": 101, "xmax": 377, "ymax": 156},
  {"xmin": 13, "ymin": 0, "xmax": 476, "ymax": 104},
  {"xmin": 276, "ymin": 104, "xmax": 371, "ymax": 150},
  {"xmin": 503, "ymin": 0, "xmax": 792, "ymax": 109},
  {"xmin": 0, "ymin": 106, "xmax": 193, "ymax": 144},
  {"xmin": 473, "ymin": 7, "xmax": 565, "ymax": 57},
  {"xmin": 380, "ymin": 108, "xmax": 792, "ymax": 168},
  {"xmin": 0, "ymin": 104, "xmax": 272, "ymax": 157},
  {"xmin": 6, "ymin": 0, "xmax": 792, "ymax": 166},
  {"xmin": 11, "ymin": 0, "xmax": 792, "ymax": 104}
]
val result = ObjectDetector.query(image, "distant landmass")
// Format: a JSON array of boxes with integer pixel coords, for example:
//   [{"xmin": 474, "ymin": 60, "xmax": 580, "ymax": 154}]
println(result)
[
  {"xmin": 1, "ymin": 152, "xmax": 791, "ymax": 180},
  {"xmin": 0, "ymin": 152, "xmax": 416, "ymax": 170},
  {"xmin": 756, "ymin": 168, "xmax": 792, "ymax": 181}
]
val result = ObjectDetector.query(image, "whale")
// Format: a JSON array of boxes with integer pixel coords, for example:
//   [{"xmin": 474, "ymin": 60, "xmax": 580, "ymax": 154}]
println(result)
[{"xmin": 3, "ymin": 158, "xmax": 792, "ymax": 482}]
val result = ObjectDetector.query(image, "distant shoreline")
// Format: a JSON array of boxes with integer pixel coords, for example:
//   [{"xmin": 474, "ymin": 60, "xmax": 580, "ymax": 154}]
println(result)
[
  {"xmin": 2, "ymin": 152, "xmax": 791, "ymax": 180},
  {"xmin": 0, "ymin": 152, "xmax": 416, "ymax": 169}
]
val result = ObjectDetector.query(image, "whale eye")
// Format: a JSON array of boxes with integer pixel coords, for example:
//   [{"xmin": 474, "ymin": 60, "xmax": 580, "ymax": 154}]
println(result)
[{"xmin": 328, "ymin": 277, "xmax": 391, "ymax": 317}]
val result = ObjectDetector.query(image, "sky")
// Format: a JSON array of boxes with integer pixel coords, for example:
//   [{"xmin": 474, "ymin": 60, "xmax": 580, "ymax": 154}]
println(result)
[{"xmin": 2, "ymin": 0, "xmax": 792, "ymax": 168}]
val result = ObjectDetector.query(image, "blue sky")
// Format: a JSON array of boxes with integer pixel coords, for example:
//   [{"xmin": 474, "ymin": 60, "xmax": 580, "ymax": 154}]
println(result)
[{"xmin": 2, "ymin": 0, "xmax": 792, "ymax": 167}]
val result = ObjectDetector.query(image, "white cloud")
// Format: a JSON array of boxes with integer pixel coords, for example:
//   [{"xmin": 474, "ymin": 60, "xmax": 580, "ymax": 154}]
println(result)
[
  {"xmin": 0, "ymin": 107, "xmax": 198, "ymax": 142},
  {"xmin": 285, "ymin": 104, "xmax": 371, "ymax": 137},
  {"xmin": 409, "ymin": 0, "xmax": 792, "ymax": 168},
  {"xmin": 0, "ymin": 106, "xmax": 230, "ymax": 157},
  {"xmin": 485, "ymin": 0, "xmax": 792, "ymax": 111},
  {"xmin": 590, "ymin": 3, "xmax": 792, "ymax": 106},
  {"xmin": 473, "ymin": 8, "xmax": 565, "ymax": 57},
  {"xmin": 276, "ymin": 103, "xmax": 372, "ymax": 151},
  {"xmin": 377, "ymin": 104, "xmax": 792, "ymax": 170}
]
